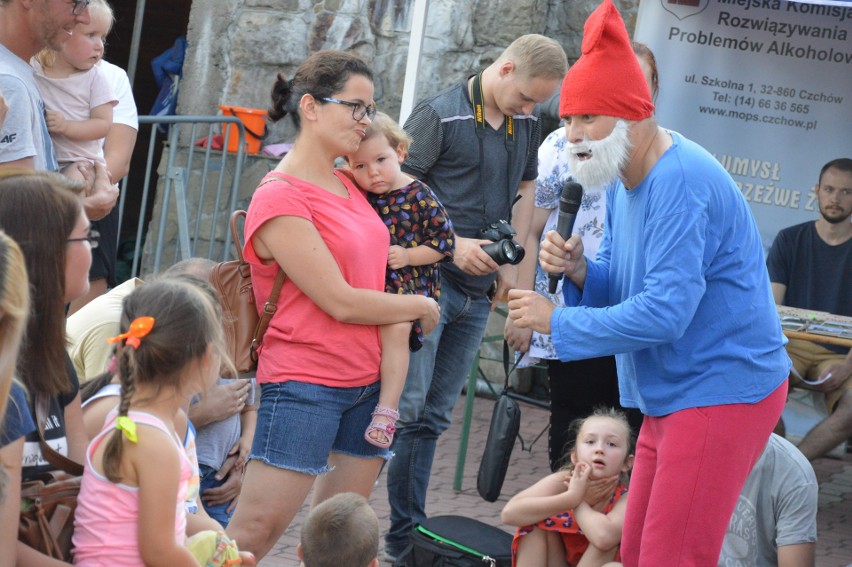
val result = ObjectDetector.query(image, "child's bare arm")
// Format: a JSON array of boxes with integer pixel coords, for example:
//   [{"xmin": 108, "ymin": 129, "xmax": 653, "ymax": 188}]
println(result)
[
  {"xmin": 501, "ymin": 466, "xmax": 589, "ymax": 526},
  {"xmin": 46, "ymin": 102, "xmax": 113, "ymax": 142},
  {"xmin": 572, "ymin": 492, "xmax": 629, "ymax": 552},
  {"xmin": 583, "ymin": 475, "xmax": 620, "ymax": 507},
  {"xmin": 201, "ymin": 403, "xmax": 256, "ymax": 512},
  {"xmin": 575, "ymin": 541, "xmax": 619, "ymax": 567},
  {"xmin": 387, "ymin": 245, "xmax": 445, "ymax": 270},
  {"xmin": 135, "ymin": 431, "xmax": 201, "ymax": 566},
  {"xmin": 236, "ymin": 405, "xmax": 257, "ymax": 470},
  {"xmin": 185, "ymin": 503, "xmax": 223, "ymax": 536}
]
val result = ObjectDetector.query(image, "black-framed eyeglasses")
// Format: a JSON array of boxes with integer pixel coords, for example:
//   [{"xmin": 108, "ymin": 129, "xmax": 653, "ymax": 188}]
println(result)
[
  {"xmin": 71, "ymin": 0, "xmax": 90, "ymax": 16},
  {"xmin": 67, "ymin": 229, "xmax": 99, "ymax": 249},
  {"xmin": 319, "ymin": 97, "xmax": 377, "ymax": 121}
]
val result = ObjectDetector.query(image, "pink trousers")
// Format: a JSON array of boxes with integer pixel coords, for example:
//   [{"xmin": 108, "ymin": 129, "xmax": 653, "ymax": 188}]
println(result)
[{"xmin": 620, "ymin": 381, "xmax": 787, "ymax": 566}]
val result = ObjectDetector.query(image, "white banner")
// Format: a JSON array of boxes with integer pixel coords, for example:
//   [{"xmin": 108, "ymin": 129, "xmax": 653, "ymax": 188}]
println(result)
[{"xmin": 634, "ymin": 0, "xmax": 852, "ymax": 248}]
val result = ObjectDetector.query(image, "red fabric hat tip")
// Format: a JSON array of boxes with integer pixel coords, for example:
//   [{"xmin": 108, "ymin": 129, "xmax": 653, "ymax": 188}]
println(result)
[{"xmin": 559, "ymin": 0, "xmax": 655, "ymax": 121}]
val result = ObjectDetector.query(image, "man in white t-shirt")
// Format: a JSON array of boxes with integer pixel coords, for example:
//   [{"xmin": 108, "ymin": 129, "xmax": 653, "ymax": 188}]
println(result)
[
  {"xmin": 99, "ymin": 60, "xmax": 138, "ymax": 180},
  {"xmin": 69, "ymin": 59, "xmax": 139, "ymax": 314}
]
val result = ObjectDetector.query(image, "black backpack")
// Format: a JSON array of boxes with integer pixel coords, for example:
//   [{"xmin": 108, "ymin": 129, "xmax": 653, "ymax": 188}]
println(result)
[{"xmin": 394, "ymin": 515, "xmax": 513, "ymax": 567}]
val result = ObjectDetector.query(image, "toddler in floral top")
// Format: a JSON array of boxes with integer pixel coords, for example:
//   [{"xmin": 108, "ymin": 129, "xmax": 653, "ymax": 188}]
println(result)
[{"xmin": 345, "ymin": 112, "xmax": 455, "ymax": 448}]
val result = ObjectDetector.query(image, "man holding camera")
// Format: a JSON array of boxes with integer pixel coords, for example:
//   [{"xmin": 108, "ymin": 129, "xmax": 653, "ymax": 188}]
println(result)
[{"xmin": 383, "ymin": 34, "xmax": 567, "ymax": 560}]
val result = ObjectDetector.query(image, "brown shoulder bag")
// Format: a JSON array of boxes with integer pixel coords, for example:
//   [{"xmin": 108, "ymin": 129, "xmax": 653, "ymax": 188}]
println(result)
[
  {"xmin": 18, "ymin": 395, "xmax": 84, "ymax": 562},
  {"xmin": 209, "ymin": 209, "xmax": 285, "ymax": 376}
]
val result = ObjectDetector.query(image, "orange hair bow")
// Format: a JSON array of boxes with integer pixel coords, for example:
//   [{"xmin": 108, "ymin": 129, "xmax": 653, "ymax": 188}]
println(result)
[{"xmin": 107, "ymin": 316, "xmax": 155, "ymax": 350}]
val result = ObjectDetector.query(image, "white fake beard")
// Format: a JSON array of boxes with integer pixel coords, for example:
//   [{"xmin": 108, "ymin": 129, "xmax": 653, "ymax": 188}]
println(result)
[{"xmin": 566, "ymin": 120, "xmax": 632, "ymax": 189}]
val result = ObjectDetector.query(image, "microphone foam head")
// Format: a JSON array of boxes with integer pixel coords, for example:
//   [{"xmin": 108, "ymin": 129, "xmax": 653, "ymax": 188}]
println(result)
[{"xmin": 560, "ymin": 181, "xmax": 584, "ymax": 214}]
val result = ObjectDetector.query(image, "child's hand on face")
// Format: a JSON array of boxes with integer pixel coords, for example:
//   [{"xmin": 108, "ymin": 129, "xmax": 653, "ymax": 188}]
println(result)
[
  {"xmin": 567, "ymin": 462, "xmax": 591, "ymax": 495},
  {"xmin": 387, "ymin": 245, "xmax": 410, "ymax": 269},
  {"xmin": 573, "ymin": 461, "xmax": 591, "ymax": 480},
  {"xmin": 45, "ymin": 109, "xmax": 67, "ymax": 135},
  {"xmin": 583, "ymin": 474, "xmax": 619, "ymax": 507}
]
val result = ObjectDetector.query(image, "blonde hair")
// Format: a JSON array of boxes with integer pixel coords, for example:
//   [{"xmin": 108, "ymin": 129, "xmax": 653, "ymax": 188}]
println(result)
[
  {"xmin": 34, "ymin": 0, "xmax": 115, "ymax": 69},
  {"xmin": 87, "ymin": 0, "xmax": 115, "ymax": 31},
  {"xmin": 0, "ymin": 232, "xmax": 30, "ymax": 431},
  {"xmin": 354, "ymin": 111, "xmax": 411, "ymax": 157},
  {"xmin": 501, "ymin": 34, "xmax": 568, "ymax": 80},
  {"xmin": 562, "ymin": 407, "xmax": 634, "ymax": 484},
  {"xmin": 301, "ymin": 493, "xmax": 379, "ymax": 567}
]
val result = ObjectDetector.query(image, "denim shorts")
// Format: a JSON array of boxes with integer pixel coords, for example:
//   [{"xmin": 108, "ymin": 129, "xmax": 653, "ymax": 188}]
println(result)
[{"xmin": 249, "ymin": 379, "xmax": 390, "ymax": 475}]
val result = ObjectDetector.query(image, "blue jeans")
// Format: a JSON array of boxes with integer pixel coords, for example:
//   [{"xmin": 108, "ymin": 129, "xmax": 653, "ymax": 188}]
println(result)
[
  {"xmin": 199, "ymin": 464, "xmax": 235, "ymax": 528},
  {"xmin": 251, "ymin": 380, "xmax": 389, "ymax": 475},
  {"xmin": 384, "ymin": 277, "xmax": 491, "ymax": 554}
]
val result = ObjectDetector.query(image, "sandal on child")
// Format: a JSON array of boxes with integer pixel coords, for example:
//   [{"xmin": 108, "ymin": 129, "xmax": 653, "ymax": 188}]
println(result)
[{"xmin": 364, "ymin": 405, "xmax": 400, "ymax": 449}]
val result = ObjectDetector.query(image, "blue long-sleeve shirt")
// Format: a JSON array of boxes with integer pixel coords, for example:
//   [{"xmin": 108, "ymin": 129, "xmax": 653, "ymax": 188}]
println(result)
[{"xmin": 551, "ymin": 131, "xmax": 789, "ymax": 416}]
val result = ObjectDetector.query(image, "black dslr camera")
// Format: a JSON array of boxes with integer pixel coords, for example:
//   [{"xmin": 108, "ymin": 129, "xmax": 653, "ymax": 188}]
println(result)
[{"xmin": 478, "ymin": 220, "xmax": 525, "ymax": 266}]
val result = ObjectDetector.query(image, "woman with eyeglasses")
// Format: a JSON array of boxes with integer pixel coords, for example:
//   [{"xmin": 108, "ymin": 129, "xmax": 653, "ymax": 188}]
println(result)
[
  {"xmin": 226, "ymin": 51, "xmax": 440, "ymax": 559},
  {"xmin": 0, "ymin": 169, "xmax": 92, "ymax": 565}
]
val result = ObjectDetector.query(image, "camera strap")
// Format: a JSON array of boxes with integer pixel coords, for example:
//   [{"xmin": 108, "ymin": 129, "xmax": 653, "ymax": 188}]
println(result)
[
  {"xmin": 468, "ymin": 73, "xmax": 519, "ymax": 228},
  {"xmin": 470, "ymin": 73, "xmax": 515, "ymax": 144}
]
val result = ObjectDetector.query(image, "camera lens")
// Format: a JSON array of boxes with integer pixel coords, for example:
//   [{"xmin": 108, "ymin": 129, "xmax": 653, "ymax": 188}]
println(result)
[{"xmin": 481, "ymin": 239, "xmax": 525, "ymax": 266}]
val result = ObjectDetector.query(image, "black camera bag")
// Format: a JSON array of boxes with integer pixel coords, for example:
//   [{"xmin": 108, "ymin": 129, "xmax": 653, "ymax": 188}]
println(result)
[
  {"xmin": 476, "ymin": 341, "xmax": 521, "ymax": 502},
  {"xmin": 394, "ymin": 515, "xmax": 513, "ymax": 567}
]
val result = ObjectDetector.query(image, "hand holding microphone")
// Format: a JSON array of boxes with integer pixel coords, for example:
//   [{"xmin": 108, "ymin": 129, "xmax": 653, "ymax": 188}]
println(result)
[{"xmin": 548, "ymin": 181, "xmax": 584, "ymax": 294}]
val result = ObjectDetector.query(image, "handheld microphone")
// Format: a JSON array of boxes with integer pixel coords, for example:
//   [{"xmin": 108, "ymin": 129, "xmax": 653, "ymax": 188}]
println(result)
[{"xmin": 548, "ymin": 181, "xmax": 584, "ymax": 294}]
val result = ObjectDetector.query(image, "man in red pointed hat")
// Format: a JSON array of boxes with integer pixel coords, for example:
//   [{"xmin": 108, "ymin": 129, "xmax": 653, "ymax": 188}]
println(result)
[{"xmin": 507, "ymin": 1, "xmax": 791, "ymax": 564}]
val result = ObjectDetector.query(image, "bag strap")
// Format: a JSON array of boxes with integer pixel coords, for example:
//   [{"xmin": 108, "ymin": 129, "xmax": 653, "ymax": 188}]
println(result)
[
  {"xmin": 250, "ymin": 269, "xmax": 286, "ymax": 362},
  {"xmin": 229, "ymin": 192, "xmax": 288, "ymax": 363},
  {"xmin": 501, "ymin": 340, "xmax": 518, "ymax": 395},
  {"xmin": 34, "ymin": 394, "xmax": 84, "ymax": 476},
  {"xmin": 229, "ymin": 210, "xmax": 250, "ymax": 266}
]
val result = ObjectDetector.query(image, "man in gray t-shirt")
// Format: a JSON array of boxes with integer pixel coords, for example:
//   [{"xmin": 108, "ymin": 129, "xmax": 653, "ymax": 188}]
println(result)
[
  {"xmin": 719, "ymin": 434, "xmax": 818, "ymax": 567},
  {"xmin": 0, "ymin": 0, "xmax": 117, "ymax": 221},
  {"xmin": 0, "ymin": 0, "xmax": 87, "ymax": 170}
]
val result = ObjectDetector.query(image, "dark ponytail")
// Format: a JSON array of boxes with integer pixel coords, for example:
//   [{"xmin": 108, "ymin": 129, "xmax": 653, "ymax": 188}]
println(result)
[
  {"xmin": 267, "ymin": 50, "xmax": 373, "ymax": 133},
  {"xmin": 268, "ymin": 73, "xmax": 295, "ymax": 123}
]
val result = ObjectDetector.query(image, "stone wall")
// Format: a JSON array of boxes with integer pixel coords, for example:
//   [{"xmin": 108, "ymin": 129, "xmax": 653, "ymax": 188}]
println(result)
[
  {"xmin": 177, "ymin": 0, "xmax": 639, "ymax": 144},
  {"xmin": 149, "ymin": 0, "xmax": 642, "ymax": 263},
  {"xmin": 153, "ymin": 0, "xmax": 639, "ymax": 387}
]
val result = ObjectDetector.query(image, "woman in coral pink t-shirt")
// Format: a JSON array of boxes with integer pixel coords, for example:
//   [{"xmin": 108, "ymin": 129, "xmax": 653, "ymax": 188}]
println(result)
[{"xmin": 226, "ymin": 51, "xmax": 440, "ymax": 560}]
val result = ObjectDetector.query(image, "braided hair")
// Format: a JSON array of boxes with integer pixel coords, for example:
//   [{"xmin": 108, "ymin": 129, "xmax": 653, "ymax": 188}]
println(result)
[{"xmin": 101, "ymin": 276, "xmax": 226, "ymax": 482}]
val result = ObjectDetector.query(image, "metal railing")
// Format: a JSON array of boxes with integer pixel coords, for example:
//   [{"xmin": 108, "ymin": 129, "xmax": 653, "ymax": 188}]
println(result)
[{"xmin": 116, "ymin": 115, "xmax": 252, "ymax": 277}]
